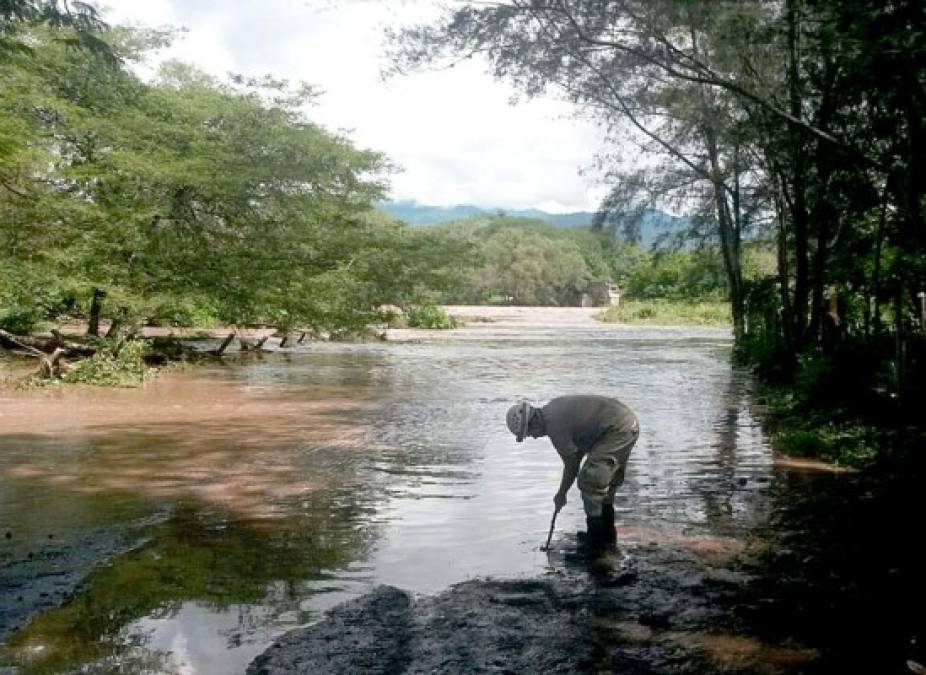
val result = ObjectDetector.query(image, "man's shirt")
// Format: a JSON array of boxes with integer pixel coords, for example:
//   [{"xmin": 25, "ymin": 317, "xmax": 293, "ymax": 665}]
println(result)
[{"xmin": 541, "ymin": 395, "xmax": 637, "ymax": 460}]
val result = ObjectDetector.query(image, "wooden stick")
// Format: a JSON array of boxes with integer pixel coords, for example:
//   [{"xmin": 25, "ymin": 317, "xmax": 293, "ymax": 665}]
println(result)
[{"xmin": 541, "ymin": 507, "xmax": 560, "ymax": 551}]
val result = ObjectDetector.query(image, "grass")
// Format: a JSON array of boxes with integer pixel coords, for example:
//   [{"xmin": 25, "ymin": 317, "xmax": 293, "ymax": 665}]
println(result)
[
  {"xmin": 596, "ymin": 299, "xmax": 731, "ymax": 327},
  {"xmin": 753, "ymin": 384, "xmax": 882, "ymax": 470}
]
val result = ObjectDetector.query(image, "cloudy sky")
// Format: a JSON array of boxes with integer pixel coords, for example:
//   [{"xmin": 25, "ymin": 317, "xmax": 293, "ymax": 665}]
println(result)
[{"xmin": 100, "ymin": 0, "xmax": 610, "ymax": 213}]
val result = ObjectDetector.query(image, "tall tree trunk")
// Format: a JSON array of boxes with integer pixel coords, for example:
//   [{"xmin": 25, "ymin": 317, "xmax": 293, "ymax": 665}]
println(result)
[
  {"xmin": 808, "ymin": 57, "xmax": 839, "ymax": 347},
  {"xmin": 809, "ymin": 184, "xmax": 833, "ymax": 345},
  {"xmin": 871, "ymin": 186, "xmax": 889, "ymax": 335},
  {"xmin": 787, "ymin": 0, "xmax": 810, "ymax": 351},
  {"xmin": 894, "ymin": 286, "xmax": 905, "ymax": 399},
  {"xmin": 704, "ymin": 128, "xmax": 744, "ymax": 340},
  {"xmin": 87, "ymin": 288, "xmax": 107, "ymax": 337},
  {"xmin": 686, "ymin": 22, "xmax": 745, "ymax": 344},
  {"xmin": 774, "ymin": 172, "xmax": 793, "ymax": 349}
]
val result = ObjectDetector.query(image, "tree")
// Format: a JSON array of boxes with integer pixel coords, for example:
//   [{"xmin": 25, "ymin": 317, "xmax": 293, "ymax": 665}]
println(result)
[
  {"xmin": 1, "ymin": 25, "xmax": 434, "ymax": 335},
  {"xmin": 388, "ymin": 0, "xmax": 925, "ymax": 364},
  {"xmin": 1, "ymin": 0, "xmax": 115, "ymax": 63},
  {"xmin": 387, "ymin": 1, "xmax": 782, "ymax": 338}
]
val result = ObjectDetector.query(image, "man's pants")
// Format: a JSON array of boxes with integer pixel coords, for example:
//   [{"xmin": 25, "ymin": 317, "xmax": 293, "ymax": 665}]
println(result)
[{"xmin": 577, "ymin": 418, "xmax": 639, "ymax": 518}]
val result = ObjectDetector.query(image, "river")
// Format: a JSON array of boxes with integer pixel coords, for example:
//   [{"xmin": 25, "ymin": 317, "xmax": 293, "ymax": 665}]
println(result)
[{"xmin": 0, "ymin": 308, "xmax": 921, "ymax": 673}]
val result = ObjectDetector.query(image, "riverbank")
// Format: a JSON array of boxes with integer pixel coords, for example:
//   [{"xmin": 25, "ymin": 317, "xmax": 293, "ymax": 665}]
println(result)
[
  {"xmin": 752, "ymin": 375, "xmax": 926, "ymax": 472},
  {"xmin": 247, "ymin": 543, "xmax": 820, "ymax": 675},
  {"xmin": 386, "ymin": 304, "xmax": 731, "ymax": 342}
]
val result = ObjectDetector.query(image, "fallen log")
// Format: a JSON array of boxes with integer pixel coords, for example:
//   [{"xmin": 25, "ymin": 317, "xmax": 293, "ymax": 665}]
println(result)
[
  {"xmin": 0, "ymin": 328, "xmax": 97, "ymax": 358},
  {"xmin": 0, "ymin": 331, "xmax": 71, "ymax": 379},
  {"xmin": 48, "ymin": 330, "xmax": 97, "ymax": 356},
  {"xmin": 0, "ymin": 328, "xmax": 47, "ymax": 358}
]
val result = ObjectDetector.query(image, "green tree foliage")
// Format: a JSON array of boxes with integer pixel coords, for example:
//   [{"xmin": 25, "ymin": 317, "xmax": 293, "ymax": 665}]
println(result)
[
  {"xmin": 1, "ymin": 0, "xmax": 114, "ymax": 62},
  {"xmin": 423, "ymin": 214, "xmax": 727, "ymax": 305},
  {"xmin": 0, "ymin": 24, "xmax": 457, "ymax": 335},
  {"xmin": 625, "ymin": 249, "xmax": 727, "ymax": 301}
]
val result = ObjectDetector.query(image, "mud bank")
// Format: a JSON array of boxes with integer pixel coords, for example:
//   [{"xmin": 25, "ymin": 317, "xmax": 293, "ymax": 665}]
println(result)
[
  {"xmin": 0, "ymin": 520, "xmax": 153, "ymax": 641},
  {"xmin": 247, "ymin": 541, "xmax": 819, "ymax": 675}
]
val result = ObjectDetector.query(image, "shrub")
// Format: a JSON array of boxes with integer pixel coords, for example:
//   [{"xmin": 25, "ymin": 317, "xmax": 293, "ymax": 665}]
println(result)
[
  {"xmin": 147, "ymin": 298, "xmax": 221, "ymax": 328},
  {"xmin": 597, "ymin": 300, "xmax": 730, "ymax": 326},
  {"xmin": 0, "ymin": 308, "xmax": 41, "ymax": 334},
  {"xmin": 775, "ymin": 429, "xmax": 828, "ymax": 458},
  {"xmin": 406, "ymin": 305, "xmax": 458, "ymax": 329},
  {"xmin": 63, "ymin": 340, "xmax": 154, "ymax": 386},
  {"xmin": 735, "ymin": 332, "xmax": 795, "ymax": 382}
]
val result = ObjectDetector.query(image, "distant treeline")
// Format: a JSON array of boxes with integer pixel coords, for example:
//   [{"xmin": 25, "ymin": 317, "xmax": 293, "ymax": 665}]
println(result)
[{"xmin": 421, "ymin": 214, "xmax": 773, "ymax": 307}]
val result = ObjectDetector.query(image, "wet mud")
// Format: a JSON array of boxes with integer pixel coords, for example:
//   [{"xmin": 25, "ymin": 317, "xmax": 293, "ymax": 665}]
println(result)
[
  {"xmin": 247, "ymin": 540, "xmax": 817, "ymax": 675},
  {"xmin": 0, "ymin": 523, "xmax": 151, "ymax": 643},
  {"xmin": 250, "ymin": 490, "xmax": 925, "ymax": 675}
]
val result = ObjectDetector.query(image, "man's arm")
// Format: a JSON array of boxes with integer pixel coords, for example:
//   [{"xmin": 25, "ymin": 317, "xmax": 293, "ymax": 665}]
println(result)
[
  {"xmin": 550, "ymin": 431, "xmax": 581, "ymax": 509},
  {"xmin": 554, "ymin": 455, "xmax": 581, "ymax": 510}
]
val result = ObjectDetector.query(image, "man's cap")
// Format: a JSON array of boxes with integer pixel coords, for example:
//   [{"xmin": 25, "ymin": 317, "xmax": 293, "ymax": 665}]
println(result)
[{"xmin": 506, "ymin": 401, "xmax": 532, "ymax": 442}]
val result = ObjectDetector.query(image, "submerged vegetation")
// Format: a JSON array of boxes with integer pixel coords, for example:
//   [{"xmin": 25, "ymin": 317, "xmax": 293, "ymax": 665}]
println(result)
[
  {"xmin": 59, "ymin": 340, "xmax": 153, "ymax": 387},
  {"xmin": 405, "ymin": 304, "xmax": 459, "ymax": 330}
]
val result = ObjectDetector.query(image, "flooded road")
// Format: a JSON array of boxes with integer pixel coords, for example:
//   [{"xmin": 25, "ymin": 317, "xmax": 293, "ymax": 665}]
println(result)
[{"xmin": 1, "ymin": 309, "xmax": 921, "ymax": 673}]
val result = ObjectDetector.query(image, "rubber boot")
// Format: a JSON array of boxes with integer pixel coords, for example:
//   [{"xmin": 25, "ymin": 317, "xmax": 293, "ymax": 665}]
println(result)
[
  {"xmin": 577, "ymin": 516, "xmax": 614, "ymax": 555},
  {"xmin": 601, "ymin": 504, "xmax": 617, "ymax": 545}
]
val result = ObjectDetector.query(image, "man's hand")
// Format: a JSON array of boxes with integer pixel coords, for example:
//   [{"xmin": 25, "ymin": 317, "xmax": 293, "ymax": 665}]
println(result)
[{"xmin": 554, "ymin": 491, "xmax": 567, "ymax": 511}]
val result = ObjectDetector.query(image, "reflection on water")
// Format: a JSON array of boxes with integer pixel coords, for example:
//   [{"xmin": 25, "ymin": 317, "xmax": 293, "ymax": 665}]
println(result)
[
  {"xmin": 6, "ymin": 504, "xmax": 372, "ymax": 674},
  {"xmin": 0, "ymin": 322, "xmax": 790, "ymax": 673}
]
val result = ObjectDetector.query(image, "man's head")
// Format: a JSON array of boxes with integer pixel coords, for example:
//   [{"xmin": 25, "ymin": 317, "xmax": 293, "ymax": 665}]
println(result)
[{"xmin": 506, "ymin": 401, "xmax": 543, "ymax": 442}]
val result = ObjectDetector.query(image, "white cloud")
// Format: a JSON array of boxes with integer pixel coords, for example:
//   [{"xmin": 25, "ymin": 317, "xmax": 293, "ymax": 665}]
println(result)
[{"xmin": 101, "ymin": 0, "xmax": 608, "ymax": 212}]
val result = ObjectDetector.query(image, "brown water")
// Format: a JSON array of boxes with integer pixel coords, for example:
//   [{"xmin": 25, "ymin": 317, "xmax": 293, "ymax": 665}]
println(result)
[{"xmin": 1, "ymin": 314, "xmax": 918, "ymax": 673}]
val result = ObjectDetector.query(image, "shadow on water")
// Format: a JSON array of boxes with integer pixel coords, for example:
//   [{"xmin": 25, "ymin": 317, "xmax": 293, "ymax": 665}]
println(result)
[{"xmin": 732, "ymin": 462, "xmax": 926, "ymax": 673}]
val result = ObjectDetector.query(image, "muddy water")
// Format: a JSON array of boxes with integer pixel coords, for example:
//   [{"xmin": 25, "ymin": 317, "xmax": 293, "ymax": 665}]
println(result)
[{"xmin": 0, "ymin": 316, "xmax": 913, "ymax": 673}]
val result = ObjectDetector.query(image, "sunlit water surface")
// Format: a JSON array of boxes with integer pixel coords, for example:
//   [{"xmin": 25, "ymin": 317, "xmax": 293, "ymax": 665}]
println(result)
[{"xmin": 1, "ymin": 321, "xmax": 787, "ymax": 674}]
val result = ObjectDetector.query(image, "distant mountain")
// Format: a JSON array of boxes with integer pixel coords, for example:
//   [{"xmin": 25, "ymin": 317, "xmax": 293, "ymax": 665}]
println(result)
[
  {"xmin": 378, "ymin": 200, "xmax": 688, "ymax": 249},
  {"xmin": 379, "ymin": 200, "xmax": 595, "ymax": 228}
]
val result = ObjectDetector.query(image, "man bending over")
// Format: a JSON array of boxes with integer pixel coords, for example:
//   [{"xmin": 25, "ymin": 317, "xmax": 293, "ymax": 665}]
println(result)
[{"xmin": 506, "ymin": 395, "xmax": 639, "ymax": 552}]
